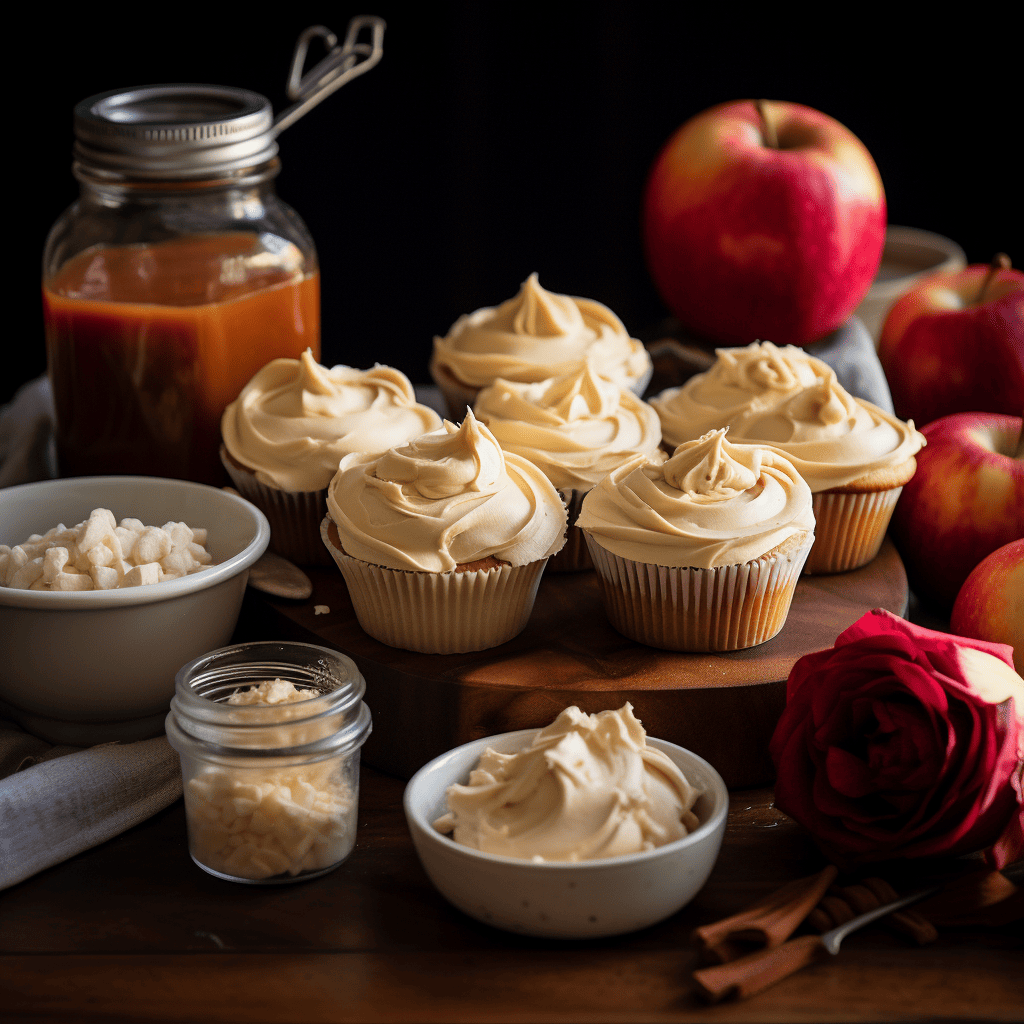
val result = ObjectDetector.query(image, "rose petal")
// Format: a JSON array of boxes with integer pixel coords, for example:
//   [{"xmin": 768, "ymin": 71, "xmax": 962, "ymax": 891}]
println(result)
[
  {"xmin": 987, "ymin": 762, "xmax": 1024, "ymax": 869},
  {"xmin": 771, "ymin": 609, "xmax": 1024, "ymax": 868}
]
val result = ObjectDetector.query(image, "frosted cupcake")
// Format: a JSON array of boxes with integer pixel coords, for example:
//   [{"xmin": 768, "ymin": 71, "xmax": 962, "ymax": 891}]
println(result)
[
  {"xmin": 577, "ymin": 428, "xmax": 814, "ymax": 652},
  {"xmin": 221, "ymin": 350, "xmax": 441, "ymax": 564},
  {"xmin": 321, "ymin": 410, "xmax": 567, "ymax": 654},
  {"xmin": 650, "ymin": 341, "xmax": 831, "ymax": 452},
  {"xmin": 474, "ymin": 363, "xmax": 666, "ymax": 571},
  {"xmin": 431, "ymin": 273, "xmax": 653, "ymax": 419},
  {"xmin": 726, "ymin": 374, "xmax": 925, "ymax": 574}
]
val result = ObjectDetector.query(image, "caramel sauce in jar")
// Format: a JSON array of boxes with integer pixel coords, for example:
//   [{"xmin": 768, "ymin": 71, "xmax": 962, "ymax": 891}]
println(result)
[{"xmin": 44, "ymin": 233, "xmax": 319, "ymax": 484}]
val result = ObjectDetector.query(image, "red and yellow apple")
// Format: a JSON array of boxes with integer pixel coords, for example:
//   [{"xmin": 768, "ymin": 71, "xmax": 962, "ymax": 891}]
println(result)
[
  {"xmin": 643, "ymin": 99, "xmax": 886, "ymax": 348},
  {"xmin": 889, "ymin": 412, "xmax": 1024, "ymax": 610},
  {"xmin": 879, "ymin": 257, "xmax": 1024, "ymax": 426},
  {"xmin": 951, "ymin": 539, "xmax": 1024, "ymax": 675}
]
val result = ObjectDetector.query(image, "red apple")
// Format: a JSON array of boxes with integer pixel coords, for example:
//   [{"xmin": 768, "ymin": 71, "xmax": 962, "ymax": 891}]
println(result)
[
  {"xmin": 951, "ymin": 539, "xmax": 1024, "ymax": 675},
  {"xmin": 889, "ymin": 412, "xmax": 1024, "ymax": 610},
  {"xmin": 879, "ymin": 256, "xmax": 1024, "ymax": 427},
  {"xmin": 643, "ymin": 99, "xmax": 886, "ymax": 347}
]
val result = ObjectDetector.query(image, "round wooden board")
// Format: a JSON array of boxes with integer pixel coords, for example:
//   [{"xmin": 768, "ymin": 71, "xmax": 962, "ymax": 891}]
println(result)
[{"xmin": 244, "ymin": 539, "xmax": 908, "ymax": 788}]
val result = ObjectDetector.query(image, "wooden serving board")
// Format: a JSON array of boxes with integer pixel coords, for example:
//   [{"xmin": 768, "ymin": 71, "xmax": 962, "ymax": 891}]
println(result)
[{"xmin": 240, "ymin": 539, "xmax": 908, "ymax": 788}]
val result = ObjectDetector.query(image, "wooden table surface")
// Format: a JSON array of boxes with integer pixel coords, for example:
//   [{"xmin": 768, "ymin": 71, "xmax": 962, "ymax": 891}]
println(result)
[
  {"xmin": 2, "ymin": 763, "xmax": 1022, "ymax": 1022},
  {"xmin": 244, "ymin": 543, "xmax": 909, "ymax": 788},
  {"xmin": 2, "ymin": 551, "xmax": 1021, "ymax": 1022}
]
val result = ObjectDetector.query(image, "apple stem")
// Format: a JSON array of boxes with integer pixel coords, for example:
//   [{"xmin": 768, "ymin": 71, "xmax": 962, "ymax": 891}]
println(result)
[
  {"xmin": 754, "ymin": 99, "xmax": 778, "ymax": 149},
  {"xmin": 975, "ymin": 252, "xmax": 1012, "ymax": 304}
]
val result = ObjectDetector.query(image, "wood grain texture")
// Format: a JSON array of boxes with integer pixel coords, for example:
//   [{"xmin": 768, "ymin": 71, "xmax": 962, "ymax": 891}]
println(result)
[
  {"xmin": 1, "ymin": 773, "xmax": 1020, "ymax": 1023},
  {"xmin": 3, "ymin": 949, "xmax": 1024, "ymax": 1023},
  {"xmin": 239, "ymin": 540, "xmax": 908, "ymax": 786}
]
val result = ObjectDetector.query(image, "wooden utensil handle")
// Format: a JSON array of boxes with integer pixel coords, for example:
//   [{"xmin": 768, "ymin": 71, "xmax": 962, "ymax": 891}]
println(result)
[{"xmin": 692, "ymin": 934, "xmax": 826, "ymax": 1002}]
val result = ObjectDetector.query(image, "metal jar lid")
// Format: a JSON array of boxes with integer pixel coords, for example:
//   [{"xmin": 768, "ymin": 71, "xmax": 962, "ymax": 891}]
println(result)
[
  {"xmin": 74, "ymin": 85, "xmax": 278, "ymax": 179},
  {"xmin": 70, "ymin": 17, "xmax": 385, "ymax": 181}
]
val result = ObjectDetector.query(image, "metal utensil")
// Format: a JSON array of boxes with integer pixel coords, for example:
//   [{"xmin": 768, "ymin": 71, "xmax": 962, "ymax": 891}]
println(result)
[
  {"xmin": 818, "ymin": 885, "xmax": 939, "ymax": 954},
  {"xmin": 247, "ymin": 550, "xmax": 313, "ymax": 601},
  {"xmin": 692, "ymin": 885, "xmax": 940, "ymax": 1002},
  {"xmin": 693, "ymin": 865, "xmax": 838, "ymax": 963},
  {"xmin": 275, "ymin": 18, "xmax": 386, "ymax": 135}
]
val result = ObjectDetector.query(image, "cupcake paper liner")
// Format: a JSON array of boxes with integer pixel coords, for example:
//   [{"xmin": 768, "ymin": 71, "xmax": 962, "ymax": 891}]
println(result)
[
  {"xmin": 803, "ymin": 486, "xmax": 903, "ymax": 575},
  {"xmin": 584, "ymin": 534, "xmax": 813, "ymax": 652},
  {"xmin": 220, "ymin": 446, "xmax": 331, "ymax": 566},
  {"xmin": 320, "ymin": 517, "xmax": 548, "ymax": 654},
  {"xmin": 545, "ymin": 488, "xmax": 593, "ymax": 573}
]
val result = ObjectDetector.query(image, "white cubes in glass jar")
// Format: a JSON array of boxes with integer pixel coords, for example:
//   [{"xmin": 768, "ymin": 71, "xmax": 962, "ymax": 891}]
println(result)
[{"xmin": 166, "ymin": 641, "xmax": 372, "ymax": 884}]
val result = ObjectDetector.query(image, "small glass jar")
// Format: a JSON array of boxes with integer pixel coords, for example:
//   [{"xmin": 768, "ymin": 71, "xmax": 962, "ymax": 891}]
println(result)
[{"xmin": 166, "ymin": 641, "xmax": 372, "ymax": 885}]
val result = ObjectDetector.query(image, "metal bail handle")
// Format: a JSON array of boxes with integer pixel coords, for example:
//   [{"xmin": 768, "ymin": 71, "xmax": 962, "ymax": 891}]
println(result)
[{"xmin": 273, "ymin": 16, "xmax": 386, "ymax": 136}]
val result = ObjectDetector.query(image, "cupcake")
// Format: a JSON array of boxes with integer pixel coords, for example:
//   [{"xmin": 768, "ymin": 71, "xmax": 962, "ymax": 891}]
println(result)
[
  {"xmin": 430, "ymin": 273, "xmax": 653, "ymax": 419},
  {"xmin": 220, "ymin": 350, "xmax": 441, "ymax": 564},
  {"xmin": 650, "ymin": 340, "xmax": 831, "ymax": 452},
  {"xmin": 576, "ymin": 428, "xmax": 814, "ymax": 652},
  {"xmin": 473, "ymin": 362, "xmax": 666, "ymax": 571},
  {"xmin": 726, "ymin": 373, "xmax": 925, "ymax": 574},
  {"xmin": 321, "ymin": 410, "xmax": 567, "ymax": 654}
]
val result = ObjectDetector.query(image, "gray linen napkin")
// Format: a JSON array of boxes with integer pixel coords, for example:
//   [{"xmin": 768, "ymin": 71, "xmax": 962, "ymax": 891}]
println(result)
[
  {"xmin": 647, "ymin": 315, "xmax": 895, "ymax": 412},
  {"xmin": 0, "ymin": 719, "xmax": 182, "ymax": 889},
  {"xmin": 0, "ymin": 380, "xmax": 183, "ymax": 889},
  {"xmin": 806, "ymin": 317, "xmax": 894, "ymax": 413},
  {"xmin": 0, "ymin": 376, "xmax": 58, "ymax": 487}
]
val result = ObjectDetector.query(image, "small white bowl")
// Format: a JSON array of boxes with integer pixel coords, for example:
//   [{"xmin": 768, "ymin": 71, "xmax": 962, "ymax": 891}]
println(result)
[
  {"xmin": 0, "ymin": 476, "xmax": 270, "ymax": 744},
  {"xmin": 404, "ymin": 729, "xmax": 729, "ymax": 939},
  {"xmin": 855, "ymin": 225, "xmax": 966, "ymax": 345}
]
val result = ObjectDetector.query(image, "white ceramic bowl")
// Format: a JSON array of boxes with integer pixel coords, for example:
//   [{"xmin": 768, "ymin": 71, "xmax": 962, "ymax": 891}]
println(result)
[
  {"xmin": 404, "ymin": 729, "xmax": 729, "ymax": 939},
  {"xmin": 0, "ymin": 476, "xmax": 270, "ymax": 744},
  {"xmin": 855, "ymin": 225, "xmax": 966, "ymax": 345}
]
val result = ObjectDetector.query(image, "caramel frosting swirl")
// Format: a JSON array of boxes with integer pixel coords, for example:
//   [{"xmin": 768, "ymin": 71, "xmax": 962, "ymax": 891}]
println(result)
[
  {"xmin": 433, "ymin": 703, "xmax": 701, "ymax": 862},
  {"xmin": 650, "ymin": 341, "xmax": 832, "ymax": 449},
  {"xmin": 473, "ymin": 363, "xmax": 665, "ymax": 491},
  {"xmin": 727, "ymin": 375, "xmax": 925, "ymax": 491},
  {"xmin": 221, "ymin": 349, "xmax": 442, "ymax": 492},
  {"xmin": 433, "ymin": 273, "xmax": 651, "ymax": 391},
  {"xmin": 326, "ymin": 410, "xmax": 567, "ymax": 572},
  {"xmin": 577, "ymin": 428, "xmax": 814, "ymax": 568}
]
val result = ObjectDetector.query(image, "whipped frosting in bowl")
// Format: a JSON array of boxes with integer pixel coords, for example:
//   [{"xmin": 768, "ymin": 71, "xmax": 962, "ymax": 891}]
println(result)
[
  {"xmin": 403, "ymin": 707, "xmax": 729, "ymax": 938},
  {"xmin": 577, "ymin": 428, "xmax": 814, "ymax": 569},
  {"xmin": 221, "ymin": 349, "xmax": 442, "ymax": 493},
  {"xmin": 431, "ymin": 273, "xmax": 652, "ymax": 396},
  {"xmin": 650, "ymin": 340, "xmax": 832, "ymax": 450},
  {"xmin": 326, "ymin": 410, "xmax": 566, "ymax": 573},
  {"xmin": 433, "ymin": 703, "xmax": 701, "ymax": 862},
  {"xmin": 473, "ymin": 363, "xmax": 665, "ymax": 492}
]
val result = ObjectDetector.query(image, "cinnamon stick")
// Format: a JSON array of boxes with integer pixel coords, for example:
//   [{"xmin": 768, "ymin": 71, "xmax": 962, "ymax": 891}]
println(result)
[{"xmin": 693, "ymin": 865, "xmax": 837, "ymax": 958}]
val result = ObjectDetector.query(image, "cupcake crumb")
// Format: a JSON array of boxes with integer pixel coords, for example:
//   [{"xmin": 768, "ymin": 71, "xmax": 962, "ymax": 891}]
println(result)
[{"xmin": 314, "ymin": 604, "xmax": 330, "ymax": 615}]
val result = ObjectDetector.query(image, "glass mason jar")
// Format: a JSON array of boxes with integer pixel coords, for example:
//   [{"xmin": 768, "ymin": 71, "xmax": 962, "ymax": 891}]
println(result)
[
  {"xmin": 166, "ymin": 641, "xmax": 372, "ymax": 885},
  {"xmin": 43, "ymin": 85, "xmax": 321, "ymax": 486}
]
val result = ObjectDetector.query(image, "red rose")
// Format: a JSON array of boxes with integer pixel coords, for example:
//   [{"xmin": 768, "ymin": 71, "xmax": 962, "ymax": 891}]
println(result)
[{"xmin": 770, "ymin": 609, "xmax": 1024, "ymax": 869}]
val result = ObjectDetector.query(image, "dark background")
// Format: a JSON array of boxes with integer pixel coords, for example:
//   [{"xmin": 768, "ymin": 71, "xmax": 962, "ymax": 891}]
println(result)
[{"xmin": 12, "ymin": 3, "xmax": 1020, "ymax": 405}]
